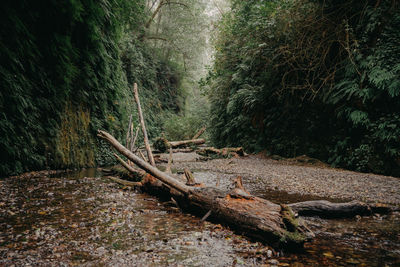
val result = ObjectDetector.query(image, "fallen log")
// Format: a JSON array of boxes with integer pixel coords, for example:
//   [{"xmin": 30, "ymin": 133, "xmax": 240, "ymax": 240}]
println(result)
[
  {"xmin": 197, "ymin": 147, "xmax": 245, "ymax": 158},
  {"xmin": 172, "ymin": 148, "xmax": 194, "ymax": 153},
  {"xmin": 169, "ymin": 138, "xmax": 205, "ymax": 148},
  {"xmin": 192, "ymin": 126, "xmax": 206, "ymax": 139},
  {"xmin": 288, "ymin": 200, "xmax": 393, "ymax": 218},
  {"xmin": 125, "ymin": 114, "xmax": 133, "ymax": 148},
  {"xmin": 165, "ymin": 147, "xmax": 173, "ymax": 174},
  {"xmin": 114, "ymin": 153, "xmax": 146, "ymax": 178},
  {"xmin": 154, "ymin": 136, "xmax": 206, "ymax": 152},
  {"xmin": 133, "ymin": 83, "xmax": 155, "ymax": 166},
  {"xmin": 98, "ymin": 130, "xmax": 314, "ymax": 248}
]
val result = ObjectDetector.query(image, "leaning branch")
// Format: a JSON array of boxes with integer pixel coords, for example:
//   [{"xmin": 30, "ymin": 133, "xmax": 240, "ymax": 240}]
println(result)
[
  {"xmin": 98, "ymin": 129, "xmax": 314, "ymax": 248},
  {"xmin": 192, "ymin": 126, "xmax": 206, "ymax": 139},
  {"xmin": 133, "ymin": 83, "xmax": 156, "ymax": 166},
  {"xmin": 98, "ymin": 130, "xmax": 189, "ymax": 194}
]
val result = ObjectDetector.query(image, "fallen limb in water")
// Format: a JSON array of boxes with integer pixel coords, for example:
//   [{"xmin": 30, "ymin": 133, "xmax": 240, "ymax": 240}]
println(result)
[
  {"xmin": 288, "ymin": 200, "xmax": 393, "ymax": 218},
  {"xmin": 133, "ymin": 83, "xmax": 155, "ymax": 166},
  {"xmin": 98, "ymin": 129, "xmax": 313, "ymax": 248},
  {"xmin": 98, "ymin": 130, "xmax": 396, "ymax": 248}
]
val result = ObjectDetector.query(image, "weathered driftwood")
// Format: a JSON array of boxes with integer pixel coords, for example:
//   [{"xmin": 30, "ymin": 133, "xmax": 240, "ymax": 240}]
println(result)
[
  {"xmin": 133, "ymin": 83, "xmax": 155, "ymax": 166},
  {"xmin": 106, "ymin": 176, "xmax": 142, "ymax": 187},
  {"xmin": 173, "ymin": 148, "xmax": 194, "ymax": 153},
  {"xmin": 165, "ymin": 147, "xmax": 173, "ymax": 174},
  {"xmin": 154, "ymin": 137, "xmax": 206, "ymax": 152},
  {"xmin": 114, "ymin": 153, "xmax": 146, "ymax": 177},
  {"xmin": 197, "ymin": 147, "xmax": 245, "ymax": 158},
  {"xmin": 169, "ymin": 138, "xmax": 206, "ymax": 148},
  {"xmin": 130, "ymin": 126, "xmax": 139, "ymax": 151},
  {"xmin": 98, "ymin": 130, "xmax": 314, "ymax": 248},
  {"xmin": 288, "ymin": 200, "xmax": 393, "ymax": 218},
  {"xmin": 126, "ymin": 114, "xmax": 133, "ymax": 148},
  {"xmin": 99, "ymin": 130, "xmax": 190, "ymax": 193},
  {"xmin": 138, "ymin": 150, "xmax": 148, "ymax": 163}
]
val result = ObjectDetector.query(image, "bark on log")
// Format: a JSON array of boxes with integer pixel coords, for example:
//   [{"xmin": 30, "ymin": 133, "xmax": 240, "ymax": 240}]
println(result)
[
  {"xmin": 192, "ymin": 126, "xmax": 206, "ymax": 139},
  {"xmin": 197, "ymin": 147, "xmax": 245, "ymax": 157},
  {"xmin": 165, "ymin": 147, "xmax": 173, "ymax": 174},
  {"xmin": 98, "ymin": 130, "xmax": 313, "ymax": 248},
  {"xmin": 172, "ymin": 148, "xmax": 194, "ymax": 153},
  {"xmin": 106, "ymin": 176, "xmax": 142, "ymax": 187},
  {"xmin": 130, "ymin": 125, "xmax": 140, "ymax": 152},
  {"xmin": 98, "ymin": 130, "xmax": 190, "ymax": 194},
  {"xmin": 126, "ymin": 114, "xmax": 133, "ymax": 148},
  {"xmin": 133, "ymin": 83, "xmax": 156, "ymax": 166},
  {"xmin": 154, "ymin": 137, "xmax": 206, "ymax": 152},
  {"xmin": 114, "ymin": 153, "xmax": 146, "ymax": 178}
]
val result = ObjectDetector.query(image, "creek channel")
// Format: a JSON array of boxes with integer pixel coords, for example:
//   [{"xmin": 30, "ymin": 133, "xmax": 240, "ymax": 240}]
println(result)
[{"xmin": 0, "ymin": 168, "xmax": 399, "ymax": 266}]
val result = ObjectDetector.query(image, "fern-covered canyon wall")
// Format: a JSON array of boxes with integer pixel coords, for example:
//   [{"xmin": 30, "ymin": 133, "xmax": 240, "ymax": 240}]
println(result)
[
  {"xmin": 0, "ymin": 0, "xmax": 184, "ymax": 176},
  {"xmin": 205, "ymin": 0, "xmax": 400, "ymax": 176}
]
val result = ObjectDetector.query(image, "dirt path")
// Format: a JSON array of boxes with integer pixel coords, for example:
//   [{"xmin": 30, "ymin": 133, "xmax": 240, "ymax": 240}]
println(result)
[{"xmin": 163, "ymin": 153, "xmax": 400, "ymax": 205}]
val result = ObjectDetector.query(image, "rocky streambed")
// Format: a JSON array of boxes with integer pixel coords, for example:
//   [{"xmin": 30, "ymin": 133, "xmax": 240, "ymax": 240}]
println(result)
[{"xmin": 1, "ymin": 154, "xmax": 399, "ymax": 266}]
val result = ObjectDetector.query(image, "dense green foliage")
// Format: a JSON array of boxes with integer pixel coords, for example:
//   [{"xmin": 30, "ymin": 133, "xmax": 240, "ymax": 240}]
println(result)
[
  {"xmin": 0, "ymin": 0, "xmax": 183, "ymax": 176},
  {"xmin": 205, "ymin": 0, "xmax": 400, "ymax": 176},
  {"xmin": 144, "ymin": 0, "xmax": 210, "ymax": 141}
]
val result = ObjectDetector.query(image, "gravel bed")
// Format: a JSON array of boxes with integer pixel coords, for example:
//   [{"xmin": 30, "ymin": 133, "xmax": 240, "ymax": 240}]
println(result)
[{"xmin": 168, "ymin": 154, "xmax": 400, "ymax": 205}]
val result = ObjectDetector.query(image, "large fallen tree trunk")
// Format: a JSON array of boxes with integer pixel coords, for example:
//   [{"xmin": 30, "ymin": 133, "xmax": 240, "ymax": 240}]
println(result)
[
  {"xmin": 154, "ymin": 137, "xmax": 206, "ymax": 152},
  {"xmin": 169, "ymin": 138, "xmax": 205, "ymax": 148},
  {"xmin": 98, "ymin": 130, "xmax": 395, "ymax": 248},
  {"xmin": 98, "ymin": 130, "xmax": 313, "ymax": 248},
  {"xmin": 197, "ymin": 146, "xmax": 245, "ymax": 158},
  {"xmin": 288, "ymin": 200, "xmax": 393, "ymax": 218}
]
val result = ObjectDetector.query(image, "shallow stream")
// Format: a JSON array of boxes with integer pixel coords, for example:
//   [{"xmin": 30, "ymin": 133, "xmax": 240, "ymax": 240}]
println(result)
[{"xmin": 0, "ymin": 168, "xmax": 399, "ymax": 266}]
